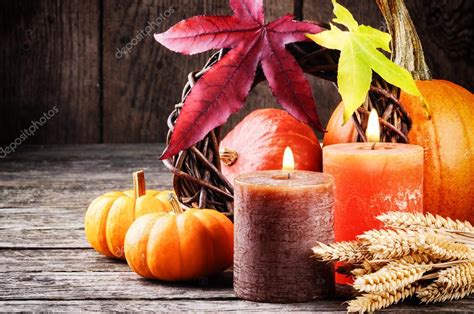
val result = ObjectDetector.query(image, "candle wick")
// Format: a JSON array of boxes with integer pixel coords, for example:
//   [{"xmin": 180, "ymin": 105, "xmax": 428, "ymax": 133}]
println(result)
[
  {"xmin": 287, "ymin": 172, "xmax": 291, "ymax": 179},
  {"xmin": 371, "ymin": 142, "xmax": 376, "ymax": 150}
]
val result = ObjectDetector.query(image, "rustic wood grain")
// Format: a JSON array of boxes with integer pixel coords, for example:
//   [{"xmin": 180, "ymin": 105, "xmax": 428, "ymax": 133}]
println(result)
[
  {"xmin": 2, "ymin": 299, "xmax": 473, "ymax": 312},
  {"xmin": 0, "ymin": 271, "xmax": 234, "ymax": 300},
  {"xmin": 102, "ymin": 0, "xmax": 231, "ymax": 143},
  {"xmin": 0, "ymin": 228, "xmax": 87, "ymax": 249},
  {"xmin": 0, "ymin": 0, "xmax": 100, "ymax": 144},
  {"xmin": 0, "ymin": 144, "xmax": 171, "ymax": 208},
  {"xmin": 0, "ymin": 300, "xmax": 347, "ymax": 312},
  {"xmin": 0, "ymin": 249, "xmax": 129, "ymax": 273}
]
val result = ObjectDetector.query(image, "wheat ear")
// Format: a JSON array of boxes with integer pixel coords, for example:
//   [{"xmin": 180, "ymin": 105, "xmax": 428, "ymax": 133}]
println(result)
[
  {"xmin": 359, "ymin": 229, "xmax": 423, "ymax": 259},
  {"xmin": 437, "ymin": 262, "xmax": 474, "ymax": 291},
  {"xmin": 360, "ymin": 229, "xmax": 473, "ymax": 260},
  {"xmin": 377, "ymin": 211, "xmax": 474, "ymax": 233},
  {"xmin": 353, "ymin": 261, "xmax": 430, "ymax": 293},
  {"xmin": 417, "ymin": 282, "xmax": 474, "ymax": 304},
  {"xmin": 312, "ymin": 241, "xmax": 370, "ymax": 263},
  {"xmin": 347, "ymin": 284, "xmax": 418, "ymax": 312},
  {"xmin": 424, "ymin": 232, "xmax": 474, "ymax": 260}
]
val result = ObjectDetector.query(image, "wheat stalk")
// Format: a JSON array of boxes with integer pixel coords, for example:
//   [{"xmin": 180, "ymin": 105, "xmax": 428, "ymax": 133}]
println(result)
[
  {"xmin": 351, "ymin": 260, "xmax": 387, "ymax": 276},
  {"xmin": 424, "ymin": 232, "xmax": 474, "ymax": 260},
  {"xmin": 312, "ymin": 212, "xmax": 474, "ymax": 312},
  {"xmin": 312, "ymin": 241, "xmax": 370, "ymax": 263},
  {"xmin": 417, "ymin": 281, "xmax": 474, "ymax": 304},
  {"xmin": 358, "ymin": 229, "xmax": 420, "ymax": 259},
  {"xmin": 378, "ymin": 211, "xmax": 474, "ymax": 233},
  {"xmin": 347, "ymin": 284, "xmax": 419, "ymax": 312},
  {"xmin": 437, "ymin": 262, "xmax": 474, "ymax": 291},
  {"xmin": 353, "ymin": 260, "xmax": 431, "ymax": 293},
  {"xmin": 359, "ymin": 229, "xmax": 474, "ymax": 260}
]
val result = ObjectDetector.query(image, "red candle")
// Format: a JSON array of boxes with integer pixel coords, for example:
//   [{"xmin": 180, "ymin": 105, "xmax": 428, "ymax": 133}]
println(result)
[{"xmin": 323, "ymin": 110, "xmax": 424, "ymax": 285}]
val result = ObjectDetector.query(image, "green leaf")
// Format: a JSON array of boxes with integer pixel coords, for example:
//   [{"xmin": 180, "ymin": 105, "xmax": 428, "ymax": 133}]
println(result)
[
  {"xmin": 357, "ymin": 25, "xmax": 391, "ymax": 53},
  {"xmin": 305, "ymin": 0, "xmax": 421, "ymax": 122},
  {"xmin": 306, "ymin": 24, "xmax": 346, "ymax": 50},
  {"xmin": 353, "ymin": 37, "xmax": 420, "ymax": 97},
  {"xmin": 332, "ymin": 0, "xmax": 358, "ymax": 31},
  {"xmin": 338, "ymin": 39, "xmax": 372, "ymax": 123}
]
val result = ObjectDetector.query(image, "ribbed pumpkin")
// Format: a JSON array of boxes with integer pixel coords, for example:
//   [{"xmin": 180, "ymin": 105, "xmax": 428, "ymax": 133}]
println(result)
[
  {"xmin": 324, "ymin": 80, "xmax": 474, "ymax": 223},
  {"xmin": 124, "ymin": 198, "xmax": 234, "ymax": 281},
  {"xmin": 401, "ymin": 80, "xmax": 474, "ymax": 222},
  {"xmin": 220, "ymin": 108, "xmax": 322, "ymax": 184},
  {"xmin": 84, "ymin": 171, "xmax": 173, "ymax": 258}
]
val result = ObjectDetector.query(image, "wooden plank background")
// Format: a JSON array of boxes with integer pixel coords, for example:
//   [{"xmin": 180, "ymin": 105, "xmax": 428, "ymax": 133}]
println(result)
[{"xmin": 0, "ymin": 0, "xmax": 472, "ymax": 145}]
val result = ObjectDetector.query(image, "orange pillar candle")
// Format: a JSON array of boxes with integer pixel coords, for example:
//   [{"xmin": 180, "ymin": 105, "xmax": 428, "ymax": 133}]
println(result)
[
  {"xmin": 323, "ymin": 110, "xmax": 424, "ymax": 284},
  {"xmin": 234, "ymin": 148, "xmax": 335, "ymax": 302}
]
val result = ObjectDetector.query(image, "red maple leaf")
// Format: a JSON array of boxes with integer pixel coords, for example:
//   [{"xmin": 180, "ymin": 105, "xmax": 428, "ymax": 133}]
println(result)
[{"xmin": 156, "ymin": 0, "xmax": 322, "ymax": 159}]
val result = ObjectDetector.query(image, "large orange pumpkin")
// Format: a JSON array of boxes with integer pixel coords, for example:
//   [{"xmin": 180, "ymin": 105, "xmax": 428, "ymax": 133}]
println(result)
[
  {"xmin": 84, "ymin": 171, "xmax": 173, "ymax": 258},
  {"xmin": 220, "ymin": 108, "xmax": 322, "ymax": 184},
  {"xmin": 124, "ymin": 198, "xmax": 234, "ymax": 281},
  {"xmin": 324, "ymin": 80, "xmax": 474, "ymax": 223}
]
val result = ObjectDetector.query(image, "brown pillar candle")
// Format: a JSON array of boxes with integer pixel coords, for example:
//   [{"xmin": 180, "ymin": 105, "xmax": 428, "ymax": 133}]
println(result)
[{"xmin": 234, "ymin": 169, "xmax": 335, "ymax": 303}]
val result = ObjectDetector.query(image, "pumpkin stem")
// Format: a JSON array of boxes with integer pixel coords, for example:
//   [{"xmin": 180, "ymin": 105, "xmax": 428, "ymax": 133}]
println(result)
[
  {"xmin": 133, "ymin": 170, "xmax": 146, "ymax": 198},
  {"xmin": 376, "ymin": 0, "xmax": 432, "ymax": 80},
  {"xmin": 220, "ymin": 148, "xmax": 239, "ymax": 166},
  {"xmin": 168, "ymin": 193, "xmax": 184, "ymax": 215}
]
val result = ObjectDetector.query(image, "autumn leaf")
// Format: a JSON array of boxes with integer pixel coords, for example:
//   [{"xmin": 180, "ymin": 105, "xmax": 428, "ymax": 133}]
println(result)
[
  {"xmin": 306, "ymin": 0, "xmax": 421, "ymax": 123},
  {"xmin": 155, "ymin": 0, "xmax": 322, "ymax": 159}
]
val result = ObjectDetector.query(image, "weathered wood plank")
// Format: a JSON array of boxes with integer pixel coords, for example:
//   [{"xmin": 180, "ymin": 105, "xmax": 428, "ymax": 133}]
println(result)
[
  {"xmin": 0, "ymin": 295, "xmax": 471, "ymax": 312},
  {"xmin": 0, "ymin": 249, "xmax": 129, "ymax": 273},
  {"xmin": 1, "ymin": 299, "xmax": 473, "ymax": 312},
  {"xmin": 0, "ymin": 0, "xmax": 100, "ymax": 144},
  {"xmin": 0, "ymin": 144, "xmax": 172, "ymax": 208},
  {"xmin": 0, "ymin": 300, "xmax": 342, "ymax": 312},
  {"xmin": 0, "ymin": 228, "xmax": 87, "ymax": 249},
  {"xmin": 102, "ymin": 0, "xmax": 231, "ymax": 143},
  {"xmin": 0, "ymin": 271, "xmax": 234, "ymax": 300},
  {"xmin": 0, "ymin": 208, "xmax": 84, "ymax": 229}
]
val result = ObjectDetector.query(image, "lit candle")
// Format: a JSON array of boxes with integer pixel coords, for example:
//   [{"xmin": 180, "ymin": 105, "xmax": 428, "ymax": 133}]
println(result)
[
  {"xmin": 234, "ymin": 147, "xmax": 335, "ymax": 302},
  {"xmin": 323, "ymin": 110, "xmax": 423, "ymax": 284}
]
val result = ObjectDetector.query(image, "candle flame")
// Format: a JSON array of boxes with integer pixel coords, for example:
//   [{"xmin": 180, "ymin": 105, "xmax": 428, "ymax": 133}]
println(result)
[
  {"xmin": 282, "ymin": 146, "xmax": 295, "ymax": 170},
  {"xmin": 366, "ymin": 109, "xmax": 380, "ymax": 143}
]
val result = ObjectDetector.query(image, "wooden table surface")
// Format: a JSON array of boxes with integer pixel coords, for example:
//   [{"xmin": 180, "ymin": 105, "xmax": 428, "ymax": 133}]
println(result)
[{"xmin": 1, "ymin": 144, "xmax": 472, "ymax": 312}]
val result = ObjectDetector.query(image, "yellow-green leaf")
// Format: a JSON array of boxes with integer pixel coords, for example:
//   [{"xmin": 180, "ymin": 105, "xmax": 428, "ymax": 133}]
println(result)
[
  {"xmin": 306, "ymin": 24, "xmax": 346, "ymax": 50},
  {"xmin": 332, "ymin": 0, "xmax": 358, "ymax": 31},
  {"xmin": 339, "ymin": 38, "xmax": 372, "ymax": 123},
  {"xmin": 357, "ymin": 25, "xmax": 391, "ymax": 53},
  {"xmin": 305, "ymin": 0, "xmax": 421, "ymax": 121},
  {"xmin": 354, "ymin": 37, "xmax": 420, "ymax": 97}
]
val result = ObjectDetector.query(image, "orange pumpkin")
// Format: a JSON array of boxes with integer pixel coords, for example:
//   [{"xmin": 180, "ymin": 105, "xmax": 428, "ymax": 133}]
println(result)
[
  {"xmin": 323, "ymin": 101, "xmax": 358, "ymax": 146},
  {"xmin": 84, "ymin": 171, "xmax": 173, "ymax": 258},
  {"xmin": 401, "ymin": 80, "xmax": 474, "ymax": 222},
  {"xmin": 324, "ymin": 80, "xmax": 474, "ymax": 223},
  {"xmin": 220, "ymin": 108, "xmax": 322, "ymax": 184},
  {"xmin": 124, "ymin": 197, "xmax": 234, "ymax": 281}
]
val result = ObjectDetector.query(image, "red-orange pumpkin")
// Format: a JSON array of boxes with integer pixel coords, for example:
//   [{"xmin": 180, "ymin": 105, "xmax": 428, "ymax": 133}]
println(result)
[
  {"xmin": 324, "ymin": 80, "xmax": 474, "ymax": 223},
  {"xmin": 220, "ymin": 108, "xmax": 322, "ymax": 184}
]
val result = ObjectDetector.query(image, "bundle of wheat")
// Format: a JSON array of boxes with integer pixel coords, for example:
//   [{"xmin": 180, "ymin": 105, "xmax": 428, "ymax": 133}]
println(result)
[{"xmin": 312, "ymin": 212, "xmax": 474, "ymax": 312}]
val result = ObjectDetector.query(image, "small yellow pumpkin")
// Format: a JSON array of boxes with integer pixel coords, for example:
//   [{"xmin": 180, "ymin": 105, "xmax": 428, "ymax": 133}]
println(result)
[
  {"xmin": 124, "ymin": 197, "xmax": 234, "ymax": 281},
  {"xmin": 84, "ymin": 170, "xmax": 174, "ymax": 258}
]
